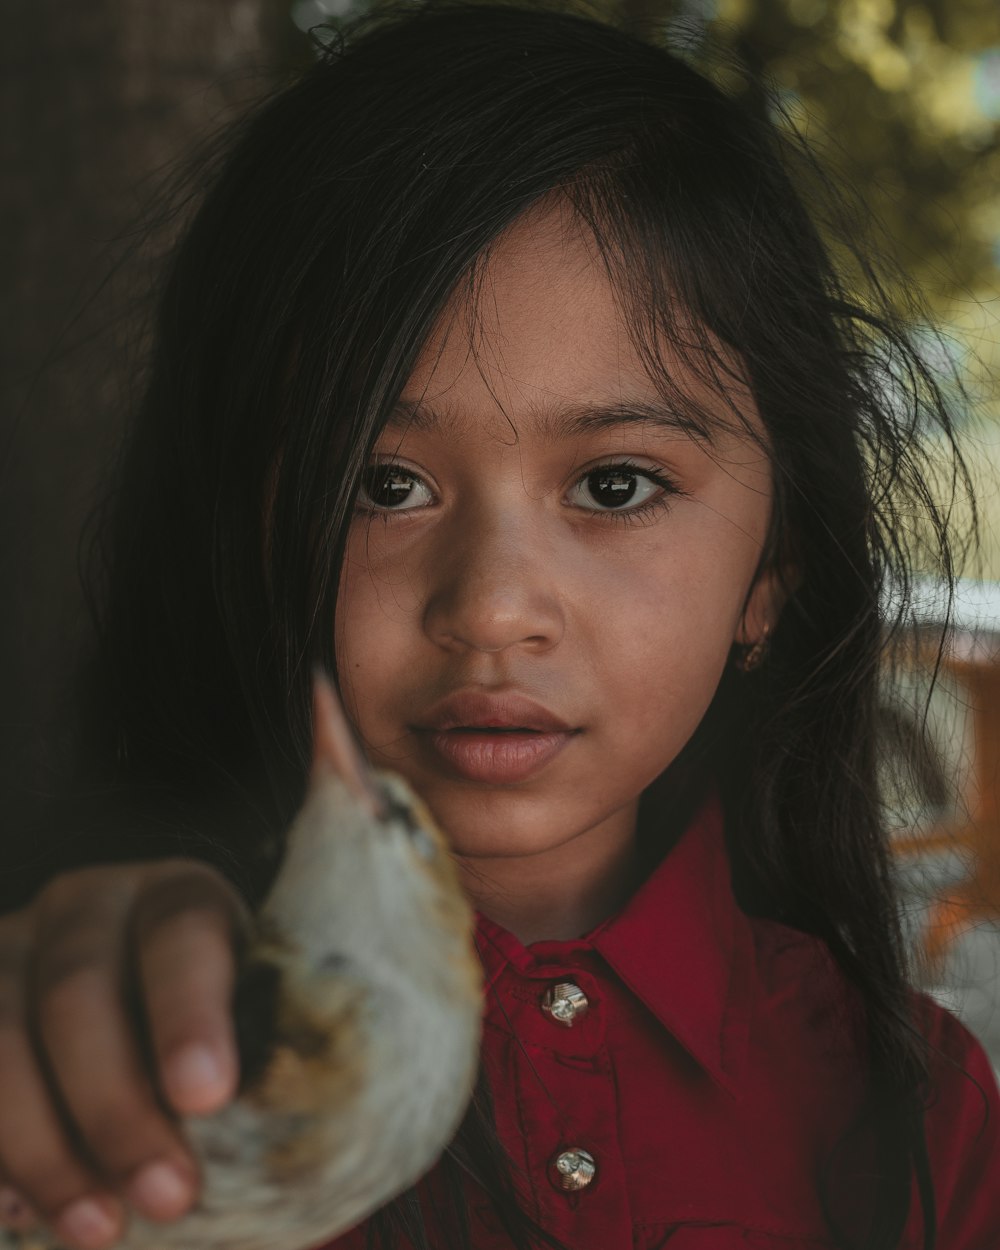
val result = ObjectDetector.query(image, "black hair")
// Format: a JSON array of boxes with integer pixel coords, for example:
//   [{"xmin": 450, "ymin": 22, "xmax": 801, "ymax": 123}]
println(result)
[{"xmin": 22, "ymin": 4, "xmax": 976, "ymax": 1248}]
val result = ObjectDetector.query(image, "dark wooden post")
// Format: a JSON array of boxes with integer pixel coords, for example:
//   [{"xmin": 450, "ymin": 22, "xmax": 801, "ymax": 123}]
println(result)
[{"xmin": 0, "ymin": 0, "xmax": 276, "ymax": 843}]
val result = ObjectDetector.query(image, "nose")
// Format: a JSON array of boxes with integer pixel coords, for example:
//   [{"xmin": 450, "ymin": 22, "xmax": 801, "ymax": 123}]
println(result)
[{"xmin": 422, "ymin": 504, "xmax": 565, "ymax": 656}]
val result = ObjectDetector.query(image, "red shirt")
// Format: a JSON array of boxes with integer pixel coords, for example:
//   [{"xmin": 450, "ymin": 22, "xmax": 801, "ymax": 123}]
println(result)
[{"xmin": 323, "ymin": 796, "xmax": 1000, "ymax": 1249}]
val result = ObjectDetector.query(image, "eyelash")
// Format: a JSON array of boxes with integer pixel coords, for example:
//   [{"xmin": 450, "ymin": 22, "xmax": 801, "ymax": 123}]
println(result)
[{"xmin": 354, "ymin": 458, "xmax": 685, "ymax": 528}]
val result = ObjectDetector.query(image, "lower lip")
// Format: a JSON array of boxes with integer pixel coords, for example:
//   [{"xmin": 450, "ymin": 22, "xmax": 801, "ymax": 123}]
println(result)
[{"xmin": 419, "ymin": 729, "xmax": 577, "ymax": 783}]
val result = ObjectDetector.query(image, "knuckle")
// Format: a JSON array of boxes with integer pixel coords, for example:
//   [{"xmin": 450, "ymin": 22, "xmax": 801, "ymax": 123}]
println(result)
[
  {"xmin": 135, "ymin": 865, "xmax": 247, "ymax": 945},
  {"xmin": 0, "ymin": 909, "xmax": 30, "ymax": 947},
  {"xmin": 0, "ymin": 1024, "xmax": 29, "ymax": 1075},
  {"xmin": 35, "ymin": 866, "xmax": 124, "ymax": 916},
  {"xmin": 0, "ymin": 970, "xmax": 25, "ymax": 1033},
  {"xmin": 33, "ymin": 944, "xmax": 110, "ymax": 1014},
  {"xmin": 81, "ymin": 1107, "xmax": 162, "ymax": 1177},
  {"xmin": 31, "ymin": 907, "xmax": 130, "ymax": 1005},
  {"xmin": 0, "ymin": 1002, "xmax": 20, "ymax": 1036},
  {"xmin": 0, "ymin": 915, "xmax": 31, "ymax": 982},
  {"xmin": 0, "ymin": 1150, "xmax": 91, "ymax": 1216},
  {"xmin": 31, "ymin": 892, "xmax": 125, "ymax": 1003}
]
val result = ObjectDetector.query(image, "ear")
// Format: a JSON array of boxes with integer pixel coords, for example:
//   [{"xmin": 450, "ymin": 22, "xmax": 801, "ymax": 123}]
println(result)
[{"xmin": 734, "ymin": 562, "xmax": 798, "ymax": 646}]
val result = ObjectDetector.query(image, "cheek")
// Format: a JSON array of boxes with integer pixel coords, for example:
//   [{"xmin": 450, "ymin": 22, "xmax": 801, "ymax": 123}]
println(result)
[
  {"xmin": 596, "ymin": 521, "xmax": 752, "ymax": 653},
  {"xmin": 587, "ymin": 627, "xmax": 730, "ymax": 812},
  {"xmin": 334, "ymin": 541, "xmax": 414, "ymax": 731},
  {"xmin": 337, "ymin": 515, "xmax": 424, "ymax": 628},
  {"xmin": 602, "ymin": 613, "xmax": 729, "ymax": 747},
  {"xmin": 592, "ymin": 535, "xmax": 753, "ymax": 733}
]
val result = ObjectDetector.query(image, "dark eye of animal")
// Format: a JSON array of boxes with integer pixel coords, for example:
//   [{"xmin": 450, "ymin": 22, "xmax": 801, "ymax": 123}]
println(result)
[
  {"xmin": 378, "ymin": 784, "xmax": 437, "ymax": 860},
  {"xmin": 379, "ymin": 786, "xmax": 419, "ymax": 833}
]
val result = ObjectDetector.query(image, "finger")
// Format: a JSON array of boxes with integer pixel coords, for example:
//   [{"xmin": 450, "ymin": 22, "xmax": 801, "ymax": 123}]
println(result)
[
  {"xmin": 0, "ymin": 912, "xmax": 124, "ymax": 1250},
  {"xmin": 0, "ymin": 1021, "xmax": 122, "ymax": 1248},
  {"xmin": 30, "ymin": 877, "xmax": 199, "ymax": 1229},
  {"xmin": 34, "ymin": 959, "xmax": 199, "ymax": 1224},
  {"xmin": 132, "ymin": 865, "xmax": 248, "ymax": 1117}
]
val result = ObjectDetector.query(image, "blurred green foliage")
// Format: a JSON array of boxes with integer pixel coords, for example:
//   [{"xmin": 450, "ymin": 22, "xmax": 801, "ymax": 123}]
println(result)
[
  {"xmin": 261, "ymin": 0, "xmax": 1000, "ymax": 567},
  {"xmin": 274, "ymin": 0, "xmax": 998, "ymax": 316},
  {"xmin": 267, "ymin": 0, "xmax": 999, "ymax": 483}
]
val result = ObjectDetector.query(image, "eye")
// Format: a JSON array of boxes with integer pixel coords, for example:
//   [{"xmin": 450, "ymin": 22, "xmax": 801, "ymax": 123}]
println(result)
[
  {"xmin": 378, "ymin": 783, "xmax": 437, "ymax": 861},
  {"xmin": 568, "ymin": 461, "xmax": 675, "ymax": 512},
  {"xmin": 357, "ymin": 463, "xmax": 434, "ymax": 512}
]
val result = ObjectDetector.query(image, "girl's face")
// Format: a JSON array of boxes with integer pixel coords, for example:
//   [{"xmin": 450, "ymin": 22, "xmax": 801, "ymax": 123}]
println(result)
[{"xmin": 335, "ymin": 203, "xmax": 779, "ymax": 864}]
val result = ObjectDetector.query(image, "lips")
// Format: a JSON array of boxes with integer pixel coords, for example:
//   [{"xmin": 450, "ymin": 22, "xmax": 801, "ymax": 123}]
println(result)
[
  {"xmin": 417, "ymin": 691, "xmax": 575, "ymax": 734},
  {"xmin": 413, "ymin": 692, "xmax": 579, "ymax": 783}
]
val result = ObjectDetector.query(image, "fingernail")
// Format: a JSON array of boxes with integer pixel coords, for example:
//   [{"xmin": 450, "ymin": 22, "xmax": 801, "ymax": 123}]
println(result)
[
  {"xmin": 166, "ymin": 1043, "xmax": 226, "ymax": 1108},
  {"xmin": 55, "ymin": 1197, "xmax": 119, "ymax": 1249},
  {"xmin": 128, "ymin": 1161, "xmax": 192, "ymax": 1219},
  {"xmin": 0, "ymin": 1185, "xmax": 38, "ymax": 1228}
]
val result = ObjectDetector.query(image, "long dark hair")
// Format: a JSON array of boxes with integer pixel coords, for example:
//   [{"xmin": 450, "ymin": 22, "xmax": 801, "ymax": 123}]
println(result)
[{"xmin": 27, "ymin": 4, "xmax": 975, "ymax": 1248}]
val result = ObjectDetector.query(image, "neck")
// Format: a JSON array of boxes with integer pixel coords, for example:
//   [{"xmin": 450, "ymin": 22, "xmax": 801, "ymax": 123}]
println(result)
[{"xmin": 455, "ymin": 804, "xmax": 642, "ymax": 946}]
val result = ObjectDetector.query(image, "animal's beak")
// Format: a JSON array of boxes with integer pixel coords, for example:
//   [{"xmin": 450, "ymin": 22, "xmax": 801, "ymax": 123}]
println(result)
[{"xmin": 310, "ymin": 667, "xmax": 388, "ymax": 821}]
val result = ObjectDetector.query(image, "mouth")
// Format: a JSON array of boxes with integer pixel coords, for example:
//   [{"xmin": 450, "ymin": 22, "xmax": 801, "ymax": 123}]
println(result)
[
  {"xmin": 417, "ymin": 691, "xmax": 576, "ymax": 734},
  {"xmin": 416, "ymin": 727, "xmax": 577, "ymax": 784},
  {"xmin": 413, "ymin": 692, "xmax": 581, "ymax": 783}
]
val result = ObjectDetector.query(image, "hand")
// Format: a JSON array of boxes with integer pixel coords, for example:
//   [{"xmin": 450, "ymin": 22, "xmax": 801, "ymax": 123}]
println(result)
[{"xmin": 0, "ymin": 859, "xmax": 251, "ymax": 1250}]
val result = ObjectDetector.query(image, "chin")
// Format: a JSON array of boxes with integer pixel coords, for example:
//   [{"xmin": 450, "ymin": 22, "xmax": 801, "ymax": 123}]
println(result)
[
  {"xmin": 431, "ymin": 799, "xmax": 608, "ymax": 861},
  {"xmin": 449, "ymin": 831, "xmax": 568, "ymax": 860}
]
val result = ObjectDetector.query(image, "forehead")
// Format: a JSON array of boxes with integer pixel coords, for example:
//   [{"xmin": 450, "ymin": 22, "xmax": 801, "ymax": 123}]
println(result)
[{"xmin": 395, "ymin": 197, "xmax": 763, "ymax": 449}]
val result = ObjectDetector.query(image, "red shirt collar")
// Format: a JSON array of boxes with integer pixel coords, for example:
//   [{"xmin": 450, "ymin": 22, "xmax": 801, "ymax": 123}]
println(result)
[{"xmin": 473, "ymin": 793, "xmax": 752, "ymax": 1095}]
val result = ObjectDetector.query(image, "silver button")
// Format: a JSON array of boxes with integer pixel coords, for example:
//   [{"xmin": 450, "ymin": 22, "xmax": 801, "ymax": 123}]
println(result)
[
  {"xmin": 549, "ymin": 1147, "xmax": 597, "ymax": 1191},
  {"xmin": 540, "ymin": 982, "xmax": 589, "ymax": 1027}
]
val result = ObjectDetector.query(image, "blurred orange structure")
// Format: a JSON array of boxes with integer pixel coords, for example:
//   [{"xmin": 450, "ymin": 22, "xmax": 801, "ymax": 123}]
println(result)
[{"xmin": 893, "ymin": 630, "xmax": 1000, "ymax": 975}]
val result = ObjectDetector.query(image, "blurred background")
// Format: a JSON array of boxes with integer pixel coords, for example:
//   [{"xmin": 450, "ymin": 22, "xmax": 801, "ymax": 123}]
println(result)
[{"xmin": 2, "ymin": 0, "xmax": 1000, "ymax": 1057}]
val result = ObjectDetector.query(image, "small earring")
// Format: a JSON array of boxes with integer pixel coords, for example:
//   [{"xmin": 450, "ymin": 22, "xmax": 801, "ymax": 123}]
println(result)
[{"xmin": 739, "ymin": 621, "xmax": 771, "ymax": 673}]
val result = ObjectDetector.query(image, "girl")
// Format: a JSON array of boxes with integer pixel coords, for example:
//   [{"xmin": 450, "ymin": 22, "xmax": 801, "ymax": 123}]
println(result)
[{"xmin": 0, "ymin": 3, "xmax": 997, "ymax": 1249}]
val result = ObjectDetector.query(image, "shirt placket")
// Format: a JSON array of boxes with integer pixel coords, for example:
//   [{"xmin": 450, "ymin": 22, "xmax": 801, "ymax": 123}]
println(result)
[{"xmin": 477, "ymin": 949, "xmax": 634, "ymax": 1249}]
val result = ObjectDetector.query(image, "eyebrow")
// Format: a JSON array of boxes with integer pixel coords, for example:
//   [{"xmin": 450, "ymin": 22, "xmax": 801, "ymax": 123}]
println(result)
[{"xmin": 386, "ymin": 398, "xmax": 721, "ymax": 444}]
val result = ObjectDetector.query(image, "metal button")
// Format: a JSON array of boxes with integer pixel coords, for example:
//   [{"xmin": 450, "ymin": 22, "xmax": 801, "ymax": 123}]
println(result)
[
  {"xmin": 549, "ymin": 1147, "xmax": 597, "ymax": 1191},
  {"xmin": 540, "ymin": 982, "xmax": 589, "ymax": 1027}
]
